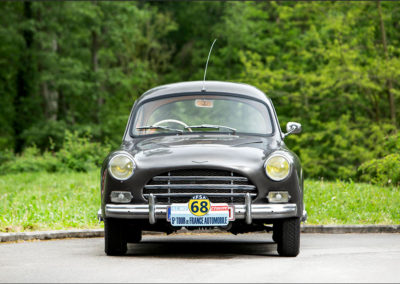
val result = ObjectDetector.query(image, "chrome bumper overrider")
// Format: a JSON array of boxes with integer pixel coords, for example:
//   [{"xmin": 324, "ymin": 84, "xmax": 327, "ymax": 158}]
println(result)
[{"xmin": 103, "ymin": 194, "xmax": 298, "ymax": 224}]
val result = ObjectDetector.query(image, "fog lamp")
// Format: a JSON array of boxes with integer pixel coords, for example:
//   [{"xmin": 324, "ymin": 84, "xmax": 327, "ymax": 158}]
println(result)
[
  {"xmin": 267, "ymin": 191, "xmax": 290, "ymax": 203},
  {"xmin": 111, "ymin": 191, "xmax": 133, "ymax": 203}
]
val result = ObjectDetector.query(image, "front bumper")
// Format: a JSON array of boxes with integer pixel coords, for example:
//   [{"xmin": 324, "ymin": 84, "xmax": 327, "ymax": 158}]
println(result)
[{"xmin": 103, "ymin": 193, "xmax": 298, "ymax": 225}]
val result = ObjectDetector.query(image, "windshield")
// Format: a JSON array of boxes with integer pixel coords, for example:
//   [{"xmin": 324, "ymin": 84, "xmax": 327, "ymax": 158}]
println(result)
[{"xmin": 132, "ymin": 95, "xmax": 273, "ymax": 136}]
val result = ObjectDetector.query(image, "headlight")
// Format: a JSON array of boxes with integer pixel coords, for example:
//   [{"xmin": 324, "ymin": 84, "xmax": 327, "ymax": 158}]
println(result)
[
  {"xmin": 265, "ymin": 153, "xmax": 291, "ymax": 181},
  {"xmin": 108, "ymin": 153, "xmax": 136, "ymax": 180}
]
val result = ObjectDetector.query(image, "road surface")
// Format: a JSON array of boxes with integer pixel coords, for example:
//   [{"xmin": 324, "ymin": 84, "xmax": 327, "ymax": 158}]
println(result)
[{"xmin": 0, "ymin": 233, "xmax": 399, "ymax": 283}]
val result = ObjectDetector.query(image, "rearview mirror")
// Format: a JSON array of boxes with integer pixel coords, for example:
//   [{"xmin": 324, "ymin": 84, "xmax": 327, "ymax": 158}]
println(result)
[{"xmin": 284, "ymin": 122, "xmax": 302, "ymax": 138}]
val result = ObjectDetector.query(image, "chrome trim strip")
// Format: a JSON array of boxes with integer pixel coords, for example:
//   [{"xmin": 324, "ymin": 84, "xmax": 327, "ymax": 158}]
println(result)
[
  {"xmin": 143, "ymin": 193, "xmax": 257, "ymax": 198},
  {"xmin": 144, "ymin": 184, "xmax": 256, "ymax": 190},
  {"xmin": 105, "ymin": 203, "xmax": 298, "ymax": 220},
  {"xmin": 152, "ymin": 176, "xmax": 248, "ymax": 182}
]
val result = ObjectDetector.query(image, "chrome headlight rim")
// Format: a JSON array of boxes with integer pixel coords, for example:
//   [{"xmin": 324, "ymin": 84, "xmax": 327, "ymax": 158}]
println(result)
[
  {"xmin": 264, "ymin": 152, "xmax": 292, "ymax": 182},
  {"xmin": 108, "ymin": 152, "xmax": 136, "ymax": 181}
]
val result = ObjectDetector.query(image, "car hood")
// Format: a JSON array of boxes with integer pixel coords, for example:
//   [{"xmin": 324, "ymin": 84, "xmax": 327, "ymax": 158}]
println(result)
[{"xmin": 122, "ymin": 135, "xmax": 282, "ymax": 173}]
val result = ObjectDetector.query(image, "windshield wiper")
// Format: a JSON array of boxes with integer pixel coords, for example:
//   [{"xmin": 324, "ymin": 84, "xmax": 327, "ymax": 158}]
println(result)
[
  {"xmin": 137, "ymin": 125, "xmax": 183, "ymax": 134},
  {"xmin": 185, "ymin": 124, "xmax": 237, "ymax": 134}
]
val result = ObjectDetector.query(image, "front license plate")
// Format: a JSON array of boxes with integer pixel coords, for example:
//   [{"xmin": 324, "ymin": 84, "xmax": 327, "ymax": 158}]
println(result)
[{"xmin": 167, "ymin": 195, "xmax": 234, "ymax": 226}]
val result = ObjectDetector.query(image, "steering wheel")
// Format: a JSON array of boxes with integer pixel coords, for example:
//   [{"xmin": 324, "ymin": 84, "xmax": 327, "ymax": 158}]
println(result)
[{"xmin": 153, "ymin": 119, "xmax": 192, "ymax": 132}]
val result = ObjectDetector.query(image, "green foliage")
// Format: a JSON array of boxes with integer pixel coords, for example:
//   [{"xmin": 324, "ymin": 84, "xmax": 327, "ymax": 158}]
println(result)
[
  {"xmin": 56, "ymin": 131, "xmax": 109, "ymax": 172},
  {"xmin": 358, "ymin": 154, "xmax": 400, "ymax": 186},
  {"xmin": 223, "ymin": 2, "xmax": 400, "ymax": 182},
  {"xmin": 0, "ymin": 132, "xmax": 110, "ymax": 174},
  {"xmin": 357, "ymin": 132, "xmax": 400, "ymax": 186},
  {"xmin": 0, "ymin": 146, "xmax": 59, "ymax": 174},
  {"xmin": 285, "ymin": 116, "xmax": 396, "ymax": 179},
  {"xmin": 21, "ymin": 120, "xmax": 67, "ymax": 151},
  {"xmin": 0, "ymin": 149, "xmax": 15, "ymax": 166},
  {"xmin": 0, "ymin": 2, "xmax": 400, "ymax": 183},
  {"xmin": 0, "ymin": 2, "xmax": 177, "ymax": 152}
]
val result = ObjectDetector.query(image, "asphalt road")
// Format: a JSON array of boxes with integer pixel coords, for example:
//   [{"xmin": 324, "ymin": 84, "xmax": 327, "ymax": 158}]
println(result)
[{"xmin": 0, "ymin": 233, "xmax": 399, "ymax": 283}]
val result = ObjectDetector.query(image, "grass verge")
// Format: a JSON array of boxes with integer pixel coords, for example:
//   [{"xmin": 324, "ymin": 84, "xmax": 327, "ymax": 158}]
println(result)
[
  {"xmin": 0, "ymin": 172, "xmax": 399, "ymax": 232},
  {"xmin": 0, "ymin": 171, "xmax": 101, "ymax": 232},
  {"xmin": 305, "ymin": 179, "xmax": 400, "ymax": 225}
]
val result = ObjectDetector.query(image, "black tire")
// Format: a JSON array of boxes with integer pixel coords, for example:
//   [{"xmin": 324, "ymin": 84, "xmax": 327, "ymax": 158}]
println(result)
[
  {"xmin": 276, "ymin": 217, "xmax": 300, "ymax": 257},
  {"xmin": 127, "ymin": 227, "xmax": 142, "ymax": 243},
  {"xmin": 104, "ymin": 218, "xmax": 127, "ymax": 256},
  {"xmin": 272, "ymin": 222, "xmax": 282, "ymax": 243}
]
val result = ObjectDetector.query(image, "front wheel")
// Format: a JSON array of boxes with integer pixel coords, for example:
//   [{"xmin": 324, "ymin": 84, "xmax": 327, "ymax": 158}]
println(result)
[
  {"xmin": 127, "ymin": 226, "xmax": 142, "ymax": 243},
  {"xmin": 275, "ymin": 217, "xmax": 301, "ymax": 257},
  {"xmin": 104, "ymin": 218, "xmax": 127, "ymax": 256}
]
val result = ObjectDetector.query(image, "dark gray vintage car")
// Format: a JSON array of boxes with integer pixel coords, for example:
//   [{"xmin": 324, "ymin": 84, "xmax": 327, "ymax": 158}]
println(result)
[{"xmin": 99, "ymin": 81, "xmax": 306, "ymax": 256}]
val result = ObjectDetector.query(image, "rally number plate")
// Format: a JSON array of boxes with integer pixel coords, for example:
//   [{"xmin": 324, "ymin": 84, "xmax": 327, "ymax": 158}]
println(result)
[{"xmin": 167, "ymin": 195, "xmax": 234, "ymax": 227}]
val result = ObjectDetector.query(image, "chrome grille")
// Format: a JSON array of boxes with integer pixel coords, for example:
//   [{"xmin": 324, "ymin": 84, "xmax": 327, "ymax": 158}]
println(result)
[{"xmin": 143, "ymin": 169, "xmax": 257, "ymax": 203}]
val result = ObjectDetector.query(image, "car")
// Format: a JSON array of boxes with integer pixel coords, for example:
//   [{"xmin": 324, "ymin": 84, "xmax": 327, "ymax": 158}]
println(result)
[{"xmin": 99, "ymin": 80, "xmax": 306, "ymax": 256}]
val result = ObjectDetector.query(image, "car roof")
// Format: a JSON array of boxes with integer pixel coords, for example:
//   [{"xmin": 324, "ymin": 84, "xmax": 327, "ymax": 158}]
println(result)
[{"xmin": 138, "ymin": 81, "xmax": 269, "ymax": 103}]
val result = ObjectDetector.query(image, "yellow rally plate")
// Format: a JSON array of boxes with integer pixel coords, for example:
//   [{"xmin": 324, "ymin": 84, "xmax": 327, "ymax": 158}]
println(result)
[{"xmin": 188, "ymin": 195, "xmax": 210, "ymax": 216}]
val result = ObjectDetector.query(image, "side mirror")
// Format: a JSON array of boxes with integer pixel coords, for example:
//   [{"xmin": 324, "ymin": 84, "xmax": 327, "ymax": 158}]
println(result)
[{"xmin": 284, "ymin": 122, "xmax": 302, "ymax": 138}]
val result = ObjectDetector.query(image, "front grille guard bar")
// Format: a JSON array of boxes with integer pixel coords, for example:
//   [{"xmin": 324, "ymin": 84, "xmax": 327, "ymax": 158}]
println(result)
[
  {"xmin": 143, "ymin": 184, "xmax": 256, "ymax": 191},
  {"xmin": 103, "ymin": 192, "xmax": 299, "ymax": 225}
]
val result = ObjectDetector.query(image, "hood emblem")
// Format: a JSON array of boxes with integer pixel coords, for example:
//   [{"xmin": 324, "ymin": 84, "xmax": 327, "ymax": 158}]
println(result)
[{"xmin": 192, "ymin": 160, "xmax": 208, "ymax": 164}]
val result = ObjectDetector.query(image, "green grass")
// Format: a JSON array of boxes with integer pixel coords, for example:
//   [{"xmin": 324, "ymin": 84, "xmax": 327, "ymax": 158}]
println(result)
[
  {"xmin": 0, "ymin": 171, "xmax": 399, "ymax": 232},
  {"xmin": 305, "ymin": 179, "xmax": 400, "ymax": 225},
  {"xmin": 0, "ymin": 171, "xmax": 102, "ymax": 232}
]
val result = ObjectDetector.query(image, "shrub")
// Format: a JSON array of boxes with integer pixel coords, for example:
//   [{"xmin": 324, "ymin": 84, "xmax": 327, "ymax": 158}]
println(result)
[
  {"xmin": 55, "ymin": 131, "xmax": 110, "ymax": 172},
  {"xmin": 0, "ymin": 131, "xmax": 110, "ymax": 175},
  {"xmin": 358, "ymin": 153, "xmax": 400, "ymax": 186},
  {"xmin": 357, "ymin": 131, "xmax": 400, "ymax": 186},
  {"xmin": 0, "ymin": 149, "xmax": 14, "ymax": 166},
  {"xmin": 0, "ymin": 146, "xmax": 59, "ymax": 174},
  {"xmin": 21, "ymin": 120, "xmax": 68, "ymax": 151},
  {"xmin": 285, "ymin": 115, "xmax": 395, "ymax": 180}
]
